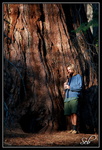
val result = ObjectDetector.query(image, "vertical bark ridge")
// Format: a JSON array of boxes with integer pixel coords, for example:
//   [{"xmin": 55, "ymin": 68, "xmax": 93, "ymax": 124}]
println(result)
[{"xmin": 4, "ymin": 3, "xmax": 98, "ymax": 133}]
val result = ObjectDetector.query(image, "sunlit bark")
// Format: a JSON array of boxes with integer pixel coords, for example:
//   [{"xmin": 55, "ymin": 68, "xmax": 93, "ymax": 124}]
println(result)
[{"xmin": 4, "ymin": 3, "xmax": 98, "ymax": 133}]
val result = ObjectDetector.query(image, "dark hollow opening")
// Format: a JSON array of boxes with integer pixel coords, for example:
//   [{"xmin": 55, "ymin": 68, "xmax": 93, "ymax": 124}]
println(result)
[{"xmin": 19, "ymin": 113, "xmax": 43, "ymax": 133}]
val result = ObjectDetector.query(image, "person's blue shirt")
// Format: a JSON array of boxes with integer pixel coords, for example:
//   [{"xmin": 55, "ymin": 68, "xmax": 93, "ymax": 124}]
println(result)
[{"xmin": 64, "ymin": 74, "xmax": 83, "ymax": 102}]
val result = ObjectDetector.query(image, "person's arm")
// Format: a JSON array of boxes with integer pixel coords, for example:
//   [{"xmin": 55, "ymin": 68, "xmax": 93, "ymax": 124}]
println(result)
[
  {"xmin": 64, "ymin": 77, "xmax": 69, "ymax": 90},
  {"xmin": 64, "ymin": 80, "xmax": 70, "ymax": 90}
]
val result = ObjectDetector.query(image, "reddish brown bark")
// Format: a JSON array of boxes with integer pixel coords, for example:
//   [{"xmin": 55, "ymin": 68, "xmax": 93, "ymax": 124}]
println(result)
[{"xmin": 4, "ymin": 4, "xmax": 98, "ymax": 133}]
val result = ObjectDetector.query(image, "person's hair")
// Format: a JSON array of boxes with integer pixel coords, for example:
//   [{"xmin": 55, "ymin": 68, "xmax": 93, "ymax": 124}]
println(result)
[{"xmin": 67, "ymin": 64, "xmax": 77, "ymax": 76}]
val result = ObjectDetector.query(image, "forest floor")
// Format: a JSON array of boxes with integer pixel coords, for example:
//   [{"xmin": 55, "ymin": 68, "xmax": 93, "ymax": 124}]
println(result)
[{"xmin": 3, "ymin": 127, "xmax": 99, "ymax": 148}]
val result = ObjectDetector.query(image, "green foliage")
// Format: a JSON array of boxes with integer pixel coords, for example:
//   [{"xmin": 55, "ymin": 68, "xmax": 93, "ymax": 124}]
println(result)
[
  {"xmin": 71, "ymin": 19, "xmax": 98, "ymax": 33},
  {"xmin": 71, "ymin": 11, "xmax": 98, "ymax": 34},
  {"xmin": 71, "ymin": 8, "xmax": 98, "ymax": 48}
]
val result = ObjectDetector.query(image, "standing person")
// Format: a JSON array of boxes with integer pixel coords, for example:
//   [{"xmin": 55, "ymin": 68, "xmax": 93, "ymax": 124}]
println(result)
[{"xmin": 64, "ymin": 64, "xmax": 83, "ymax": 134}]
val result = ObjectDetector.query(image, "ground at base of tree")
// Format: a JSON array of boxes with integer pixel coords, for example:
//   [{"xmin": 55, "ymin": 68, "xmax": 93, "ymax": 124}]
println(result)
[{"xmin": 3, "ymin": 128, "xmax": 99, "ymax": 147}]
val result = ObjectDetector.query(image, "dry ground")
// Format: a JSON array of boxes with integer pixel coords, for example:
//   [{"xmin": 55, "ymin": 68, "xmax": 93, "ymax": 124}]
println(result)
[{"xmin": 3, "ymin": 128, "xmax": 99, "ymax": 148}]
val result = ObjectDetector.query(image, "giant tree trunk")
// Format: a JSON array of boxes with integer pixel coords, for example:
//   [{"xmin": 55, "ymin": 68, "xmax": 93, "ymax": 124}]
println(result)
[{"xmin": 4, "ymin": 4, "xmax": 98, "ymax": 133}]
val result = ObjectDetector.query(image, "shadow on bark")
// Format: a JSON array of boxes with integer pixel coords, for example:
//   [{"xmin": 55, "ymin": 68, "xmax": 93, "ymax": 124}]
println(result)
[
  {"xmin": 4, "ymin": 57, "xmax": 66, "ymax": 133},
  {"xmin": 78, "ymin": 85, "xmax": 98, "ymax": 134},
  {"xmin": 4, "ymin": 57, "xmax": 98, "ymax": 134}
]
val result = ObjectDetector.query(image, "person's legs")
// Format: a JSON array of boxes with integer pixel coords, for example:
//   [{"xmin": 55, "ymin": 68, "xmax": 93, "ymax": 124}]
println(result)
[
  {"xmin": 67, "ymin": 115, "xmax": 73, "ymax": 133},
  {"xmin": 65, "ymin": 99, "xmax": 78, "ymax": 133},
  {"xmin": 71, "ymin": 113, "xmax": 78, "ymax": 133},
  {"xmin": 70, "ymin": 99, "xmax": 78, "ymax": 133},
  {"xmin": 67, "ymin": 114, "xmax": 78, "ymax": 133},
  {"xmin": 71, "ymin": 113, "xmax": 77, "ymax": 126}
]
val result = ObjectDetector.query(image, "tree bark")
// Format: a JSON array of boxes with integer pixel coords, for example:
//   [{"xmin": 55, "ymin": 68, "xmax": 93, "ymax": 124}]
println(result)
[{"xmin": 3, "ymin": 3, "xmax": 98, "ymax": 133}]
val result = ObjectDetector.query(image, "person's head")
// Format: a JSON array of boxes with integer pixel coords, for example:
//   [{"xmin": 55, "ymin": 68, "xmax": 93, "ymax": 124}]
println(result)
[{"xmin": 66, "ymin": 64, "xmax": 77, "ymax": 76}]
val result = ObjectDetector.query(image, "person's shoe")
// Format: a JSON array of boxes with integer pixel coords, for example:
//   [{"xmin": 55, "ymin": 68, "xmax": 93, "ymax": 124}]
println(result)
[
  {"xmin": 67, "ymin": 129, "xmax": 73, "ymax": 133},
  {"xmin": 71, "ymin": 130, "xmax": 78, "ymax": 134}
]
